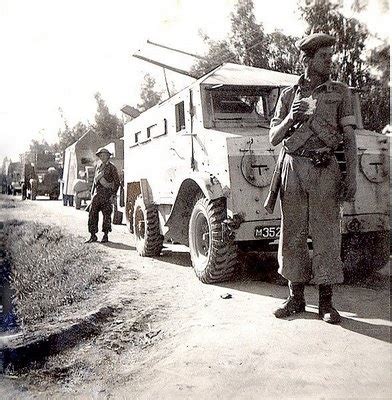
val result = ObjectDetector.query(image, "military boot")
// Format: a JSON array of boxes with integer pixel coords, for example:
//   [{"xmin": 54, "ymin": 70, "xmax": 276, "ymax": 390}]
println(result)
[
  {"xmin": 101, "ymin": 233, "xmax": 109, "ymax": 243},
  {"xmin": 319, "ymin": 284, "xmax": 341, "ymax": 324},
  {"xmin": 273, "ymin": 282, "xmax": 306, "ymax": 318},
  {"xmin": 85, "ymin": 234, "xmax": 98, "ymax": 243}
]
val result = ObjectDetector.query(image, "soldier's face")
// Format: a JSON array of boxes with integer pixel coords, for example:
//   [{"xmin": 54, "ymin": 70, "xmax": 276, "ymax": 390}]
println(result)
[
  {"xmin": 98, "ymin": 153, "xmax": 110, "ymax": 163},
  {"xmin": 309, "ymin": 46, "xmax": 333, "ymax": 77}
]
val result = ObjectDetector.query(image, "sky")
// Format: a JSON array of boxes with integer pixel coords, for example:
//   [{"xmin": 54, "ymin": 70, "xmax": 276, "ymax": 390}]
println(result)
[{"xmin": 0, "ymin": 0, "xmax": 389, "ymax": 162}]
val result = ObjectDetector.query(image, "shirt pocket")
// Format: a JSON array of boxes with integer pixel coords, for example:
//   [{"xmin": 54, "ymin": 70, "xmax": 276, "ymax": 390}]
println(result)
[{"xmin": 316, "ymin": 94, "xmax": 341, "ymax": 126}]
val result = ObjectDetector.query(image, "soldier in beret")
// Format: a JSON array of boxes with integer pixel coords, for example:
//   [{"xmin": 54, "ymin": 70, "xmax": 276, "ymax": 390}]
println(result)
[
  {"xmin": 269, "ymin": 33, "xmax": 357, "ymax": 323},
  {"xmin": 86, "ymin": 147, "xmax": 120, "ymax": 243}
]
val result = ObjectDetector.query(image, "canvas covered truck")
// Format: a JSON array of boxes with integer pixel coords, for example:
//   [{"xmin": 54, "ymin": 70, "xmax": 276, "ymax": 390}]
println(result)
[
  {"xmin": 123, "ymin": 62, "xmax": 390, "ymax": 283},
  {"xmin": 62, "ymin": 132, "xmax": 125, "ymax": 219},
  {"xmin": 20, "ymin": 152, "xmax": 61, "ymax": 200},
  {"xmin": 62, "ymin": 130, "xmax": 108, "ymax": 208}
]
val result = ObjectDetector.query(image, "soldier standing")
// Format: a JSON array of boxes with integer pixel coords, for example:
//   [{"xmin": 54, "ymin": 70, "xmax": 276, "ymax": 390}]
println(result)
[
  {"xmin": 269, "ymin": 33, "xmax": 357, "ymax": 324},
  {"xmin": 86, "ymin": 148, "xmax": 120, "ymax": 244}
]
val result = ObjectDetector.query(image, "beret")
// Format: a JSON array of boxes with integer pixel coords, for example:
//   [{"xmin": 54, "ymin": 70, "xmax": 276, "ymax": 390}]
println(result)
[{"xmin": 295, "ymin": 33, "xmax": 336, "ymax": 54}]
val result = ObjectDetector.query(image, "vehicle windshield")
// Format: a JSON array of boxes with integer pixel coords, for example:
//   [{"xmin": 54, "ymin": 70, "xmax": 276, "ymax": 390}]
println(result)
[{"xmin": 209, "ymin": 86, "xmax": 281, "ymax": 125}]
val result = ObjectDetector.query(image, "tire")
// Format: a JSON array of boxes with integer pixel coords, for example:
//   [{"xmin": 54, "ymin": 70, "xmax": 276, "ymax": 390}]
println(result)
[
  {"xmin": 75, "ymin": 196, "xmax": 82, "ymax": 210},
  {"xmin": 342, "ymin": 230, "xmax": 390, "ymax": 282},
  {"xmin": 31, "ymin": 180, "xmax": 37, "ymax": 201},
  {"xmin": 189, "ymin": 197, "xmax": 238, "ymax": 283},
  {"xmin": 133, "ymin": 195, "xmax": 163, "ymax": 257}
]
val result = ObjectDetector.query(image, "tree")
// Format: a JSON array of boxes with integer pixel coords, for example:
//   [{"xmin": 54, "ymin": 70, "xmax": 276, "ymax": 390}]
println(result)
[
  {"xmin": 137, "ymin": 74, "xmax": 162, "ymax": 112},
  {"xmin": 57, "ymin": 121, "xmax": 88, "ymax": 152},
  {"xmin": 229, "ymin": 0, "xmax": 269, "ymax": 68},
  {"xmin": 268, "ymin": 31, "xmax": 302, "ymax": 75},
  {"xmin": 299, "ymin": 0, "xmax": 390, "ymax": 131},
  {"xmin": 94, "ymin": 92, "xmax": 123, "ymax": 140},
  {"xmin": 191, "ymin": 0, "xmax": 301, "ymax": 76},
  {"xmin": 29, "ymin": 139, "xmax": 56, "ymax": 155}
]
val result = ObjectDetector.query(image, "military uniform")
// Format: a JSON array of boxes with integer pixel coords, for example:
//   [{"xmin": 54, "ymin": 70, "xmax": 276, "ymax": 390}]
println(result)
[
  {"xmin": 271, "ymin": 77, "xmax": 356, "ymax": 285},
  {"xmin": 269, "ymin": 33, "xmax": 357, "ymax": 323},
  {"xmin": 88, "ymin": 160, "xmax": 120, "ymax": 236}
]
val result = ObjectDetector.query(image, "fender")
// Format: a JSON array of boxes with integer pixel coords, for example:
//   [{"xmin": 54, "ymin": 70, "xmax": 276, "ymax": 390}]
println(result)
[
  {"xmin": 172, "ymin": 172, "xmax": 225, "ymax": 203},
  {"xmin": 164, "ymin": 173, "xmax": 225, "ymax": 245}
]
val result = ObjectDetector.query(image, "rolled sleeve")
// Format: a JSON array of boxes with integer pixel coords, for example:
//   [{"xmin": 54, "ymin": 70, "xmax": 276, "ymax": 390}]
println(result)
[
  {"xmin": 339, "ymin": 85, "xmax": 356, "ymax": 128},
  {"xmin": 270, "ymin": 87, "xmax": 292, "ymax": 128}
]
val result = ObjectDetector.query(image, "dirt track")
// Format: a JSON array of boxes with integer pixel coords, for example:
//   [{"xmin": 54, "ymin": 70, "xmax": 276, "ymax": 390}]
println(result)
[{"xmin": 1, "ymin": 196, "xmax": 391, "ymax": 399}]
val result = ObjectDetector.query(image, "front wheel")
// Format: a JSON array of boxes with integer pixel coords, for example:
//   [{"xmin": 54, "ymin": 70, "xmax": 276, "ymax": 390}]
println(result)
[
  {"xmin": 189, "ymin": 197, "xmax": 238, "ymax": 283},
  {"xmin": 342, "ymin": 230, "xmax": 390, "ymax": 282},
  {"xmin": 133, "ymin": 195, "xmax": 163, "ymax": 257}
]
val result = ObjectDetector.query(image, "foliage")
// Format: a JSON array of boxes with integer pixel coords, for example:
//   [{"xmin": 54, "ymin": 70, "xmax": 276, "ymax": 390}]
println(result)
[
  {"xmin": 57, "ymin": 107, "xmax": 89, "ymax": 153},
  {"xmin": 191, "ymin": 0, "xmax": 301, "ymax": 76},
  {"xmin": 94, "ymin": 92, "xmax": 123, "ymax": 140},
  {"xmin": 299, "ymin": 0, "xmax": 390, "ymax": 132},
  {"xmin": 28, "ymin": 139, "xmax": 57, "ymax": 156},
  {"xmin": 4, "ymin": 220, "xmax": 105, "ymax": 327},
  {"xmin": 229, "ymin": 0, "xmax": 269, "ymax": 68},
  {"xmin": 136, "ymin": 74, "xmax": 163, "ymax": 112}
]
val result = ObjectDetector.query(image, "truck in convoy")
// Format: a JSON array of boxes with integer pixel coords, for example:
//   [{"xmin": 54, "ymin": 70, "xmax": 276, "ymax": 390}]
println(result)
[
  {"xmin": 62, "ymin": 130, "xmax": 108, "ymax": 208},
  {"xmin": 6, "ymin": 162, "xmax": 23, "ymax": 196},
  {"xmin": 62, "ymin": 131, "xmax": 124, "ymax": 216},
  {"xmin": 20, "ymin": 151, "xmax": 61, "ymax": 200},
  {"xmin": 123, "ymin": 62, "xmax": 390, "ymax": 283}
]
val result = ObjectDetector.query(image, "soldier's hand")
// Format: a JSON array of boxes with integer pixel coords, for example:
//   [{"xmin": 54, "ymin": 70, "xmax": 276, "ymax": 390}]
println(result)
[{"xmin": 290, "ymin": 99, "xmax": 309, "ymax": 124}]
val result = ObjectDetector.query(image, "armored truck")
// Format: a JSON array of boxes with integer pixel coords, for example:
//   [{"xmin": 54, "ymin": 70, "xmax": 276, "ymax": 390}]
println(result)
[{"xmin": 123, "ymin": 63, "xmax": 390, "ymax": 283}]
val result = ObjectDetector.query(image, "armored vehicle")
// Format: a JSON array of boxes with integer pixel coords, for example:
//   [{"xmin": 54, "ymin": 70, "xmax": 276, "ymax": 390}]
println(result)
[
  {"xmin": 123, "ymin": 63, "xmax": 389, "ymax": 283},
  {"xmin": 21, "ymin": 152, "xmax": 61, "ymax": 200}
]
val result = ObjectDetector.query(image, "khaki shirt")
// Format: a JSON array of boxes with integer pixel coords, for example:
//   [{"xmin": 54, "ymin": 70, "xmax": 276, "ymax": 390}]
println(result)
[{"xmin": 270, "ymin": 76, "xmax": 356, "ymax": 152}]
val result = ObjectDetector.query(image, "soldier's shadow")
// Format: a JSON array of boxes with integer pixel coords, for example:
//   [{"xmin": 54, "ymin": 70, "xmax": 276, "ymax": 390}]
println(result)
[{"xmin": 102, "ymin": 241, "xmax": 135, "ymax": 251}]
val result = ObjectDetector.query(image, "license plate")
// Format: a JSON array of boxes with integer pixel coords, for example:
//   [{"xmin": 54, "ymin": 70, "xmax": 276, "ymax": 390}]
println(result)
[{"xmin": 254, "ymin": 226, "xmax": 280, "ymax": 239}]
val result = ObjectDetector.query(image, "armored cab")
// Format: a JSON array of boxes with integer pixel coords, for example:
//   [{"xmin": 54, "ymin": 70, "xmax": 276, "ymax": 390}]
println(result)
[{"xmin": 124, "ymin": 63, "xmax": 389, "ymax": 283}]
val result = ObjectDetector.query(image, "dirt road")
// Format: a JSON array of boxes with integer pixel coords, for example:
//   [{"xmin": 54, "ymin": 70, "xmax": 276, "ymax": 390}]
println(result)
[{"xmin": 1, "ymin": 196, "xmax": 391, "ymax": 399}]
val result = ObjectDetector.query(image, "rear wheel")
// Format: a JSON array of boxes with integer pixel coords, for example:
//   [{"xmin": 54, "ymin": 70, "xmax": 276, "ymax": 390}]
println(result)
[
  {"xmin": 133, "ymin": 195, "xmax": 163, "ymax": 257},
  {"xmin": 189, "ymin": 197, "xmax": 238, "ymax": 283},
  {"xmin": 342, "ymin": 231, "xmax": 390, "ymax": 282}
]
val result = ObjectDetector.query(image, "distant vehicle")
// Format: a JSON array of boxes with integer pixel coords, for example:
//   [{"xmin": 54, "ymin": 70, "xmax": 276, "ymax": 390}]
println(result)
[
  {"xmin": 123, "ymin": 62, "xmax": 389, "ymax": 283},
  {"xmin": 62, "ymin": 131, "xmax": 124, "ymax": 220},
  {"xmin": 21, "ymin": 152, "xmax": 61, "ymax": 200},
  {"xmin": 62, "ymin": 130, "xmax": 108, "ymax": 208},
  {"xmin": 7, "ymin": 162, "xmax": 22, "ymax": 196}
]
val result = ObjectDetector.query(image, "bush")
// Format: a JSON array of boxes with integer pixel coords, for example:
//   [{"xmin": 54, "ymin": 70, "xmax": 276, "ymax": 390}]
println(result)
[{"xmin": 4, "ymin": 220, "xmax": 105, "ymax": 327}]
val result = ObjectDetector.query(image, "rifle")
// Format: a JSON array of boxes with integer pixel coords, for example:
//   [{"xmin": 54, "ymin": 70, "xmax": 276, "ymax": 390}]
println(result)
[{"xmin": 263, "ymin": 147, "xmax": 286, "ymax": 214}]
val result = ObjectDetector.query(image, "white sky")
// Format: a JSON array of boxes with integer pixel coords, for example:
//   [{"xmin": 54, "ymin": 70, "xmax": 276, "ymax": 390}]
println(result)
[{"xmin": 0, "ymin": 0, "xmax": 389, "ymax": 162}]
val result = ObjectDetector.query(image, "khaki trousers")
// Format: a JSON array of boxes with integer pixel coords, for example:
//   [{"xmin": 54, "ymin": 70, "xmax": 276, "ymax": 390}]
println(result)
[{"xmin": 278, "ymin": 154, "xmax": 344, "ymax": 285}]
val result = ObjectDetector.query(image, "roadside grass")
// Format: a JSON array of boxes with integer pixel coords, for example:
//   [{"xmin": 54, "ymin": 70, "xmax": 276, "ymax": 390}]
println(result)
[{"xmin": 3, "ymin": 220, "xmax": 106, "ymax": 329}]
